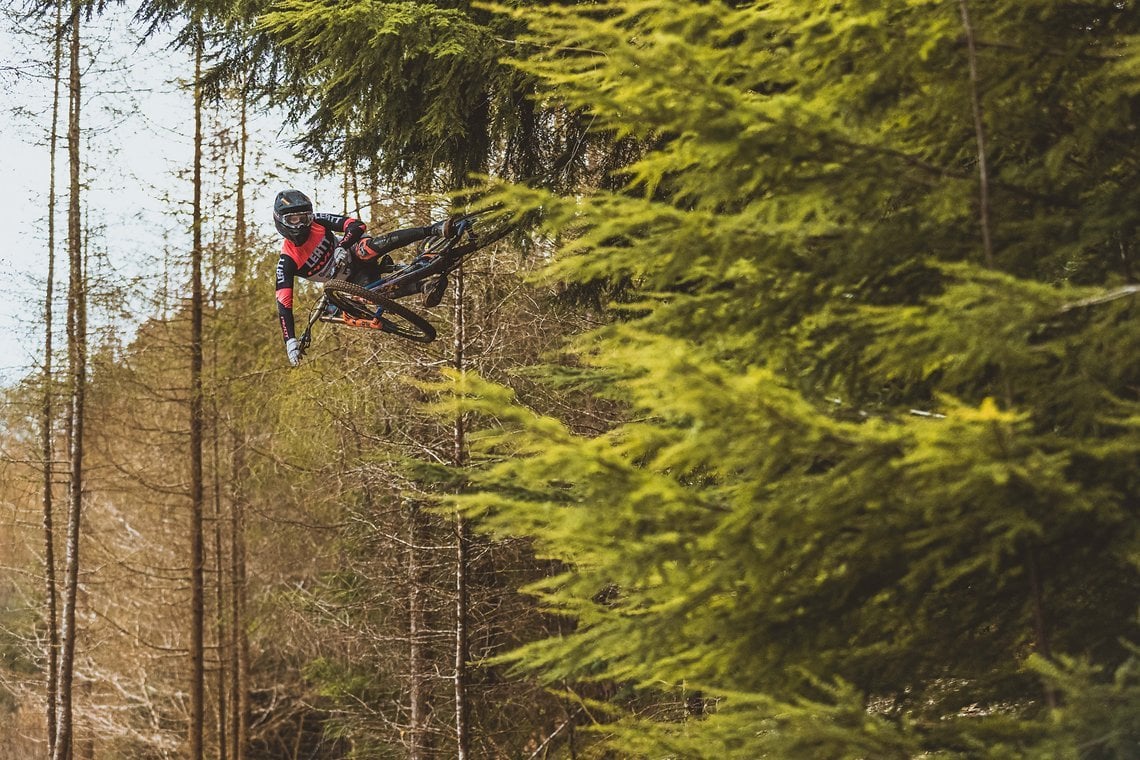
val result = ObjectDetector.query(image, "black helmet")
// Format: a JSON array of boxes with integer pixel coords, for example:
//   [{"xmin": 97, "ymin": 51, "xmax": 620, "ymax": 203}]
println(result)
[{"xmin": 273, "ymin": 189, "xmax": 314, "ymax": 244}]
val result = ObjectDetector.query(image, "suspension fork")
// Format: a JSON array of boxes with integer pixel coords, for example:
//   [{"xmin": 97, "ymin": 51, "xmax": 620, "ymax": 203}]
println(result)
[{"xmin": 297, "ymin": 292, "xmax": 328, "ymax": 357}]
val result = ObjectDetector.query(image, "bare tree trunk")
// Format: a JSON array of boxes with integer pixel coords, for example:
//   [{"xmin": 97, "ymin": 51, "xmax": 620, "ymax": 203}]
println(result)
[
  {"xmin": 367, "ymin": 168, "xmax": 380, "ymax": 225},
  {"xmin": 52, "ymin": 4, "xmax": 84, "ymax": 757},
  {"xmin": 408, "ymin": 502, "xmax": 427, "ymax": 760},
  {"xmin": 230, "ymin": 87, "xmax": 251, "ymax": 760},
  {"xmin": 188, "ymin": 30, "xmax": 206, "ymax": 760},
  {"xmin": 454, "ymin": 490, "xmax": 471, "ymax": 760},
  {"xmin": 341, "ymin": 133, "xmax": 351, "ymax": 210},
  {"xmin": 211, "ymin": 216, "xmax": 228, "ymax": 760},
  {"xmin": 409, "ymin": 233, "xmax": 448, "ymax": 746},
  {"xmin": 214, "ymin": 439, "xmax": 228, "ymax": 760},
  {"xmin": 41, "ymin": 3, "xmax": 64, "ymax": 752},
  {"xmin": 230, "ymin": 441, "xmax": 250, "ymax": 760},
  {"xmin": 235, "ymin": 92, "xmax": 247, "ymax": 260},
  {"xmin": 959, "ymin": 1, "xmax": 1055, "ymax": 711},
  {"xmin": 1025, "ymin": 545, "xmax": 1057, "ymax": 708},
  {"xmin": 958, "ymin": 0, "xmax": 994, "ymax": 268},
  {"xmin": 453, "ymin": 261, "xmax": 470, "ymax": 759}
]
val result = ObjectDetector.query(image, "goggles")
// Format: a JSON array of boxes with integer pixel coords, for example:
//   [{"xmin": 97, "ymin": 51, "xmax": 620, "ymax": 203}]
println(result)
[{"xmin": 281, "ymin": 211, "xmax": 314, "ymax": 227}]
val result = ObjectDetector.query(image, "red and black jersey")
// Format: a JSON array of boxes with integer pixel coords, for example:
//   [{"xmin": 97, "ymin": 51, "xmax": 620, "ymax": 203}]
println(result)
[{"xmin": 275, "ymin": 213, "xmax": 360, "ymax": 342}]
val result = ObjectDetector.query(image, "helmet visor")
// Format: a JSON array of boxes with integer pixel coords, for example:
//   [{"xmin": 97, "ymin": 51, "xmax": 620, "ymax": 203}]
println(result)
[{"xmin": 281, "ymin": 211, "xmax": 314, "ymax": 227}]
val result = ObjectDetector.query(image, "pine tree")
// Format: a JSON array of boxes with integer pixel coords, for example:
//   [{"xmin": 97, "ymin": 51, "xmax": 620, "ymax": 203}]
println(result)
[
  {"xmin": 148, "ymin": 0, "xmax": 616, "ymax": 191},
  {"xmin": 439, "ymin": 1, "xmax": 1140, "ymax": 756}
]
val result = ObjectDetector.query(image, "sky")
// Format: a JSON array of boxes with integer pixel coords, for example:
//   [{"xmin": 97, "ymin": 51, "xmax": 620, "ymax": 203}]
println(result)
[{"xmin": 0, "ymin": 4, "xmax": 341, "ymax": 385}]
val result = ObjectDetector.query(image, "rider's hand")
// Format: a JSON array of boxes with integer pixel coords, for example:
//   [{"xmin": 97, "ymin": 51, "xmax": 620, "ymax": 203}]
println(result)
[
  {"xmin": 427, "ymin": 217, "xmax": 453, "ymax": 238},
  {"xmin": 285, "ymin": 338, "xmax": 302, "ymax": 367},
  {"xmin": 341, "ymin": 219, "xmax": 366, "ymax": 248},
  {"xmin": 333, "ymin": 246, "xmax": 351, "ymax": 271}
]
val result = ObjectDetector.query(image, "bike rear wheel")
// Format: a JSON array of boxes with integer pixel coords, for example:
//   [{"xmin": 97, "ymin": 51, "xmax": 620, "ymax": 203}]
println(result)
[{"xmin": 324, "ymin": 281, "xmax": 437, "ymax": 343}]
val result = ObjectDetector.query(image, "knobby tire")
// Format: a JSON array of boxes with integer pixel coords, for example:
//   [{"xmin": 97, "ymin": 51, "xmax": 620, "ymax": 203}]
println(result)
[{"xmin": 324, "ymin": 280, "xmax": 437, "ymax": 343}]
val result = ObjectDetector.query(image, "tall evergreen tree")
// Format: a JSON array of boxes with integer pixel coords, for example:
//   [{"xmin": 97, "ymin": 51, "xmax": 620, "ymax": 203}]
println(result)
[
  {"xmin": 136, "ymin": 0, "xmax": 619, "ymax": 191},
  {"xmin": 439, "ymin": 1, "xmax": 1140, "ymax": 756}
]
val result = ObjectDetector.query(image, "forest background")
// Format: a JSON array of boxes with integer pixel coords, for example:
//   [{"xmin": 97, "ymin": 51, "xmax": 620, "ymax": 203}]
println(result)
[{"xmin": 1, "ymin": 1, "xmax": 1139, "ymax": 759}]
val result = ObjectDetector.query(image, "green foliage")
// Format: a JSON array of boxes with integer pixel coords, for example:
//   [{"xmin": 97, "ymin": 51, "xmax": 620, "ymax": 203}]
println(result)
[
  {"xmin": 604, "ymin": 683, "xmax": 924, "ymax": 760},
  {"xmin": 303, "ymin": 656, "xmax": 404, "ymax": 757},
  {"xmin": 256, "ymin": 0, "xmax": 500, "ymax": 181},
  {"xmin": 0, "ymin": 598, "xmax": 38, "ymax": 714},
  {"xmin": 1028, "ymin": 653, "xmax": 1140, "ymax": 759},
  {"xmin": 436, "ymin": 0, "xmax": 1140, "ymax": 755},
  {"xmin": 18, "ymin": 0, "xmax": 1138, "ymax": 754}
]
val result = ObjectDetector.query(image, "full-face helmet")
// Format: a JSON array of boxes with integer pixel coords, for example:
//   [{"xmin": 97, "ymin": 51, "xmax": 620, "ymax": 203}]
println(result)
[{"xmin": 273, "ymin": 189, "xmax": 314, "ymax": 244}]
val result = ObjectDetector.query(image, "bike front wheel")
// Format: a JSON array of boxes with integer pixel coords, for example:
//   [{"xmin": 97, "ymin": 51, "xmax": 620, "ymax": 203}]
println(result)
[{"xmin": 324, "ymin": 281, "xmax": 437, "ymax": 343}]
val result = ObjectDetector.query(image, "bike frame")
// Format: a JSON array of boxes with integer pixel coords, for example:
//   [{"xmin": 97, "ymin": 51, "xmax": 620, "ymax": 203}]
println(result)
[
  {"xmin": 361, "ymin": 220, "xmax": 477, "ymax": 299},
  {"xmin": 295, "ymin": 215, "xmax": 485, "ymax": 357}
]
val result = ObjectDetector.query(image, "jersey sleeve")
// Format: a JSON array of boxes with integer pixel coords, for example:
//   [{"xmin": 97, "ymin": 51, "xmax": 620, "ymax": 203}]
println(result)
[
  {"xmin": 314, "ymin": 212, "xmax": 354, "ymax": 233},
  {"xmin": 316, "ymin": 212, "xmax": 367, "ymax": 248},
  {"xmin": 275, "ymin": 253, "xmax": 298, "ymax": 342}
]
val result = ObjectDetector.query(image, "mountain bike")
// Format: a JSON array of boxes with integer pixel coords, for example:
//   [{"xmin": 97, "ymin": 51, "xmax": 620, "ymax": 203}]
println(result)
[{"xmin": 296, "ymin": 209, "xmax": 513, "ymax": 357}]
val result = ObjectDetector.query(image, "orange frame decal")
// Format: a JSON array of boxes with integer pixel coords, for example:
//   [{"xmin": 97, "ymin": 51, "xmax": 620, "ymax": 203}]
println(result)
[{"xmin": 342, "ymin": 314, "xmax": 384, "ymax": 329}]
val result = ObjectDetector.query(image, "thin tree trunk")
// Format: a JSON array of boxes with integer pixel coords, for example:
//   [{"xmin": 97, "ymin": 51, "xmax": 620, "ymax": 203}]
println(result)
[
  {"xmin": 42, "ymin": 3, "xmax": 64, "ymax": 752},
  {"xmin": 342, "ymin": 132, "xmax": 351, "ymax": 210},
  {"xmin": 212, "ymin": 226, "xmax": 228, "ymax": 760},
  {"xmin": 960, "ymin": 2, "xmax": 1055, "ymax": 711},
  {"xmin": 454, "ymin": 486, "xmax": 471, "ymax": 760},
  {"xmin": 1026, "ymin": 546, "xmax": 1057, "ymax": 708},
  {"xmin": 453, "ymin": 261, "xmax": 470, "ymax": 759},
  {"xmin": 188, "ymin": 30, "xmax": 206, "ymax": 760},
  {"xmin": 214, "ymin": 439, "xmax": 228, "ymax": 760},
  {"xmin": 230, "ymin": 441, "xmax": 250, "ymax": 760},
  {"xmin": 368, "ymin": 169, "xmax": 380, "ymax": 225},
  {"xmin": 235, "ymin": 92, "xmax": 247, "ymax": 260},
  {"xmin": 291, "ymin": 715, "xmax": 304, "ymax": 760},
  {"xmin": 229, "ymin": 86, "xmax": 251, "ymax": 760},
  {"xmin": 958, "ymin": 0, "xmax": 994, "ymax": 268},
  {"xmin": 52, "ymin": 4, "xmax": 84, "ymax": 757},
  {"xmin": 408, "ymin": 502, "xmax": 426, "ymax": 760}
]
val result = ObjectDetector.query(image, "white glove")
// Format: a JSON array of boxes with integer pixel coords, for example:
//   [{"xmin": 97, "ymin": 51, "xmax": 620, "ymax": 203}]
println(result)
[
  {"xmin": 285, "ymin": 338, "xmax": 302, "ymax": 367},
  {"xmin": 333, "ymin": 246, "xmax": 351, "ymax": 271}
]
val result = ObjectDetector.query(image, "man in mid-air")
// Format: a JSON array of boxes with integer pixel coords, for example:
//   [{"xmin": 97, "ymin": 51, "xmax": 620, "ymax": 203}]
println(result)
[{"xmin": 272, "ymin": 189, "xmax": 452, "ymax": 366}]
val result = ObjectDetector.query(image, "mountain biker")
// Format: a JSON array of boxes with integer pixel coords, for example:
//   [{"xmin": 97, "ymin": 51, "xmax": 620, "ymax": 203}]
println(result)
[{"xmin": 273, "ymin": 189, "xmax": 453, "ymax": 366}]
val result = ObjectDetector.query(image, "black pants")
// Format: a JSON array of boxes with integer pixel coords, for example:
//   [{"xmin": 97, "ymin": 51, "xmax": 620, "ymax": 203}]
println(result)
[{"xmin": 349, "ymin": 226, "xmax": 431, "ymax": 286}]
